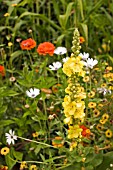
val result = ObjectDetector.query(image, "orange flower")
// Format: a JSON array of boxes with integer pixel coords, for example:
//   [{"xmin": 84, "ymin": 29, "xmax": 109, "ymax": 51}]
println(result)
[
  {"xmin": 80, "ymin": 125, "xmax": 91, "ymax": 138},
  {"xmin": 41, "ymin": 88, "xmax": 52, "ymax": 94},
  {"xmin": 0, "ymin": 65, "xmax": 5, "ymax": 77},
  {"xmin": 80, "ymin": 37, "xmax": 85, "ymax": 43},
  {"xmin": 52, "ymin": 136, "xmax": 64, "ymax": 148},
  {"xmin": 37, "ymin": 42, "xmax": 55, "ymax": 56},
  {"xmin": 0, "ymin": 166, "xmax": 8, "ymax": 170},
  {"xmin": 20, "ymin": 38, "xmax": 36, "ymax": 50}
]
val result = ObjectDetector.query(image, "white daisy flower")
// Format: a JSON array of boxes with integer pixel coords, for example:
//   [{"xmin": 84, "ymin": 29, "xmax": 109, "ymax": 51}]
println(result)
[
  {"xmin": 5, "ymin": 129, "xmax": 17, "ymax": 145},
  {"xmin": 49, "ymin": 61, "xmax": 62, "ymax": 70},
  {"xmin": 54, "ymin": 47, "xmax": 67, "ymax": 55},
  {"xmin": 62, "ymin": 57, "xmax": 69, "ymax": 63},
  {"xmin": 97, "ymin": 87, "xmax": 111, "ymax": 95},
  {"xmin": 79, "ymin": 52, "xmax": 89, "ymax": 60},
  {"xmin": 83, "ymin": 58, "xmax": 98, "ymax": 69},
  {"xmin": 26, "ymin": 88, "xmax": 40, "ymax": 98}
]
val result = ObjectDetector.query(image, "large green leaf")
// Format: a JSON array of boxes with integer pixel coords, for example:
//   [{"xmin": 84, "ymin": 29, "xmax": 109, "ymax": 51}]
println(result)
[
  {"xmin": 59, "ymin": 2, "xmax": 74, "ymax": 29},
  {"xmin": 5, "ymin": 155, "xmax": 16, "ymax": 170},
  {"xmin": 18, "ymin": 12, "xmax": 61, "ymax": 30},
  {"xmin": 97, "ymin": 152, "xmax": 113, "ymax": 170}
]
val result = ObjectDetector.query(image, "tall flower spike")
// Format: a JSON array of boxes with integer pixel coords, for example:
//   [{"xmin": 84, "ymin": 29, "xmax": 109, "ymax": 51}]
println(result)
[
  {"xmin": 71, "ymin": 28, "xmax": 81, "ymax": 56},
  {"xmin": 62, "ymin": 28, "xmax": 86, "ymax": 147}
]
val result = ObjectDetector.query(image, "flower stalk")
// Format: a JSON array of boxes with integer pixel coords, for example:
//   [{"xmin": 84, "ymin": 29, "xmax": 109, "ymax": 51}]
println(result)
[{"xmin": 62, "ymin": 28, "xmax": 86, "ymax": 146}]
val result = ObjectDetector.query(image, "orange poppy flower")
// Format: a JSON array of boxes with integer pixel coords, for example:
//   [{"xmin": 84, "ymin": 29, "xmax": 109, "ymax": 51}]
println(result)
[
  {"xmin": 37, "ymin": 42, "xmax": 55, "ymax": 56},
  {"xmin": 0, "ymin": 65, "xmax": 5, "ymax": 77},
  {"xmin": 20, "ymin": 38, "xmax": 36, "ymax": 50},
  {"xmin": 80, "ymin": 37, "xmax": 85, "ymax": 43}
]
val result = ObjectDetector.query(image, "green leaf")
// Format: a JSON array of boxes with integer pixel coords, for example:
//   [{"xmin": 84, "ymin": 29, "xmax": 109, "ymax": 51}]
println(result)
[
  {"xmin": 10, "ymin": 50, "xmax": 23, "ymax": 62},
  {"xmin": 13, "ymin": 150, "xmax": 23, "ymax": 161},
  {"xmin": 77, "ymin": 0, "xmax": 84, "ymax": 20},
  {"xmin": 97, "ymin": 152, "xmax": 113, "ymax": 170},
  {"xmin": 0, "ymin": 26, "xmax": 12, "ymax": 32},
  {"xmin": 34, "ymin": 145, "xmax": 42, "ymax": 155},
  {"xmin": 0, "ymin": 90, "xmax": 19, "ymax": 97},
  {"xmin": 59, "ymin": 2, "xmax": 74, "ymax": 29},
  {"xmin": 18, "ymin": 12, "xmax": 61, "ymax": 30},
  {"xmin": 0, "ymin": 106, "xmax": 7, "ymax": 118},
  {"xmin": 5, "ymin": 155, "xmax": 16, "ymax": 170},
  {"xmin": 13, "ymin": 20, "xmax": 27, "ymax": 31},
  {"xmin": 85, "ymin": 165, "xmax": 94, "ymax": 170},
  {"xmin": 0, "ymin": 120, "xmax": 15, "ymax": 128},
  {"xmin": 80, "ymin": 23, "xmax": 88, "ymax": 46},
  {"xmin": 63, "ymin": 163, "xmax": 81, "ymax": 170},
  {"xmin": 90, "ymin": 153, "xmax": 103, "ymax": 167}
]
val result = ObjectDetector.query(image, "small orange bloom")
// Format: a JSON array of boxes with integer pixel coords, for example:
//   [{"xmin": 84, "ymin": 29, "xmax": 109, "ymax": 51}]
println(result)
[
  {"xmin": 80, "ymin": 37, "xmax": 85, "ymax": 43},
  {"xmin": 0, "ymin": 166, "xmax": 8, "ymax": 170},
  {"xmin": 41, "ymin": 88, "xmax": 52, "ymax": 94},
  {"xmin": 37, "ymin": 42, "xmax": 55, "ymax": 56},
  {"xmin": 20, "ymin": 38, "xmax": 36, "ymax": 50},
  {"xmin": 0, "ymin": 65, "xmax": 5, "ymax": 77},
  {"xmin": 80, "ymin": 125, "xmax": 91, "ymax": 138}
]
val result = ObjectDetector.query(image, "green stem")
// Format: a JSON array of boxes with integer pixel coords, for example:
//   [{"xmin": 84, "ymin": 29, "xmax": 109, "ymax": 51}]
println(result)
[
  {"xmin": 27, "ymin": 50, "xmax": 33, "ymax": 65},
  {"xmin": 17, "ymin": 136, "xmax": 55, "ymax": 148}
]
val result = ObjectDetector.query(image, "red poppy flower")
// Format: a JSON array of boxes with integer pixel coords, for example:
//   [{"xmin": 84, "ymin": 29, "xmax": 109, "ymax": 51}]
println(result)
[
  {"xmin": 0, "ymin": 65, "xmax": 5, "ymax": 77},
  {"xmin": 80, "ymin": 125, "xmax": 90, "ymax": 138},
  {"xmin": 20, "ymin": 38, "xmax": 36, "ymax": 50},
  {"xmin": 37, "ymin": 42, "xmax": 55, "ymax": 56}
]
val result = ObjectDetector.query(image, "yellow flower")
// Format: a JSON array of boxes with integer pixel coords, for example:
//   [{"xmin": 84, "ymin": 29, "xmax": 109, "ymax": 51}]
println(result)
[
  {"xmin": 102, "ymin": 43, "xmax": 110, "ymax": 52},
  {"xmin": 65, "ymin": 84, "xmax": 72, "ymax": 94},
  {"xmin": 102, "ymin": 113, "xmax": 109, "ymax": 120},
  {"xmin": 62, "ymin": 57, "xmax": 84, "ymax": 77},
  {"xmin": 30, "ymin": 165, "xmax": 38, "ymax": 170},
  {"xmin": 1, "ymin": 147, "xmax": 9, "ymax": 155},
  {"xmin": 98, "ymin": 104, "xmax": 103, "ymax": 108},
  {"xmin": 82, "ymin": 157, "xmax": 86, "ymax": 162},
  {"xmin": 64, "ymin": 117, "xmax": 72, "ymax": 124},
  {"xmin": 8, "ymin": 42, "xmax": 13, "ymax": 47},
  {"xmin": 20, "ymin": 161, "xmax": 27, "ymax": 170},
  {"xmin": 69, "ymin": 141, "xmax": 77, "ymax": 151},
  {"xmin": 101, "ymin": 83, "xmax": 106, "ymax": 88},
  {"xmin": 4, "ymin": 13, "xmax": 10, "ymax": 17},
  {"xmin": 94, "ymin": 67, "xmax": 99, "ymax": 71},
  {"xmin": 99, "ymin": 119, "xmax": 106, "ymax": 124},
  {"xmin": 93, "ymin": 109, "xmax": 100, "ymax": 117},
  {"xmin": 88, "ymin": 102, "xmax": 96, "ymax": 108},
  {"xmin": 68, "ymin": 125, "xmax": 82, "ymax": 139},
  {"xmin": 96, "ymin": 124, "xmax": 103, "ymax": 131},
  {"xmin": 32, "ymin": 132, "xmax": 39, "ymax": 138},
  {"xmin": 11, "ymin": 4, "xmax": 17, "ymax": 7},
  {"xmin": 83, "ymin": 76, "xmax": 89, "ymax": 82},
  {"xmin": 106, "ymin": 66, "xmax": 112, "ymax": 71},
  {"xmin": 88, "ymin": 91, "xmax": 95, "ymax": 98},
  {"xmin": 105, "ymin": 129, "xmax": 112, "ymax": 138}
]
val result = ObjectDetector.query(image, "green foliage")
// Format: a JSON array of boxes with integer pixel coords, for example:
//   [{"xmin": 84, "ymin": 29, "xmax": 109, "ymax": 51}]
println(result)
[{"xmin": 0, "ymin": 0, "xmax": 113, "ymax": 169}]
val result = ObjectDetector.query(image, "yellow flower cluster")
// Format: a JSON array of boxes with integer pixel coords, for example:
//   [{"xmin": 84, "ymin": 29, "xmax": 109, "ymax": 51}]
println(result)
[
  {"xmin": 62, "ymin": 28, "xmax": 86, "ymax": 142},
  {"xmin": 63, "ymin": 56, "xmax": 85, "ymax": 77}
]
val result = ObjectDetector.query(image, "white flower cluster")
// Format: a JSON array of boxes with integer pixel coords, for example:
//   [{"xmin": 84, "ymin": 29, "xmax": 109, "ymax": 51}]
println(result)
[{"xmin": 79, "ymin": 52, "xmax": 98, "ymax": 69}]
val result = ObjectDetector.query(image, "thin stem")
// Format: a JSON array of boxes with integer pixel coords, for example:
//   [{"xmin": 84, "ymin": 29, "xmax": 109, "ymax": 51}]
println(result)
[
  {"xmin": 17, "ymin": 136, "xmax": 55, "ymax": 148},
  {"xmin": 7, "ymin": 155, "xmax": 47, "ymax": 164},
  {"xmin": 27, "ymin": 50, "xmax": 33, "ymax": 65}
]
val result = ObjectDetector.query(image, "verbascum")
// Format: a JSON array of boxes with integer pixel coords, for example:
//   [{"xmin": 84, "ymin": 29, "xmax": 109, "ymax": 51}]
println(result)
[{"xmin": 62, "ymin": 28, "xmax": 86, "ymax": 146}]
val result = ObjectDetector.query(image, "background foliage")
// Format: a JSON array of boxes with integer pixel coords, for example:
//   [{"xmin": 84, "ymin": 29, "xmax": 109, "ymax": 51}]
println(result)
[{"xmin": 0, "ymin": 0, "xmax": 113, "ymax": 170}]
